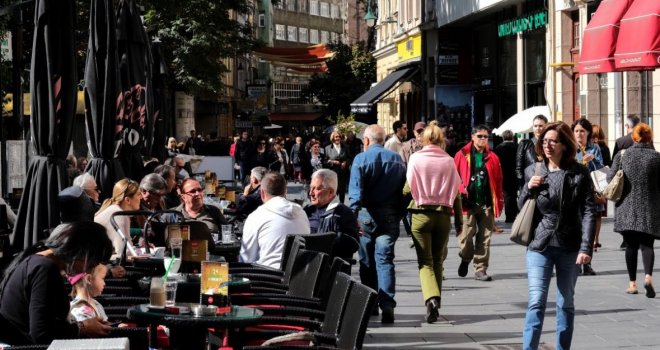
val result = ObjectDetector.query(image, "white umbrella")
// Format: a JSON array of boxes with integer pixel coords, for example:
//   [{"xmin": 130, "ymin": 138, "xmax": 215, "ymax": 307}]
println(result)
[{"xmin": 493, "ymin": 106, "xmax": 552, "ymax": 136}]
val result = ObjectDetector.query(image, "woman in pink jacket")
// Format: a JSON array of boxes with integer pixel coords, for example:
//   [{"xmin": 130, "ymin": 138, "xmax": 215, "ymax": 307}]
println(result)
[{"xmin": 403, "ymin": 121, "xmax": 462, "ymax": 323}]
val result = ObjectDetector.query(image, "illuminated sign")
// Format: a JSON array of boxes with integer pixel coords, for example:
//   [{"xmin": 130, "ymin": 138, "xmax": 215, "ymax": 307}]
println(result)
[{"xmin": 498, "ymin": 10, "xmax": 548, "ymax": 38}]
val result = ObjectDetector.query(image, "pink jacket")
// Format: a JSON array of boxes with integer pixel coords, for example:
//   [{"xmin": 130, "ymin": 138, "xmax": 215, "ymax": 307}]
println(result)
[{"xmin": 407, "ymin": 145, "xmax": 461, "ymax": 208}]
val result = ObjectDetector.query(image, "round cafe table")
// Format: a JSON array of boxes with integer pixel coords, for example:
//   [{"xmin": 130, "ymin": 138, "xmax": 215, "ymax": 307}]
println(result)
[{"xmin": 128, "ymin": 303, "xmax": 262, "ymax": 350}]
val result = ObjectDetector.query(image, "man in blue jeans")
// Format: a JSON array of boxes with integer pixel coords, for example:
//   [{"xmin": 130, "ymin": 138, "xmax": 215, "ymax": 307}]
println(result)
[{"xmin": 348, "ymin": 124, "xmax": 406, "ymax": 323}]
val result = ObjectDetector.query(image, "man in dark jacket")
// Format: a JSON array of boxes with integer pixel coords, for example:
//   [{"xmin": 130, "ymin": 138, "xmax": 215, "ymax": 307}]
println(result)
[
  {"xmin": 515, "ymin": 115, "xmax": 547, "ymax": 190},
  {"xmin": 612, "ymin": 115, "xmax": 640, "ymax": 159},
  {"xmin": 494, "ymin": 130, "xmax": 518, "ymax": 223},
  {"xmin": 235, "ymin": 131, "xmax": 256, "ymax": 184},
  {"xmin": 235, "ymin": 166, "xmax": 267, "ymax": 217},
  {"xmin": 304, "ymin": 169, "xmax": 359, "ymax": 262}
]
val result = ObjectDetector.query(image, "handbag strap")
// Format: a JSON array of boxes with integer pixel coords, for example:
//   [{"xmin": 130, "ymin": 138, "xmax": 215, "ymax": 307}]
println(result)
[{"xmin": 531, "ymin": 162, "xmax": 543, "ymax": 199}]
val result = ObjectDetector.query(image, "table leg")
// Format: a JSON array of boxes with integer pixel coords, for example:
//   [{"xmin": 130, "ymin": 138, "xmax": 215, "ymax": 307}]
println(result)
[{"xmin": 169, "ymin": 326, "xmax": 206, "ymax": 350}]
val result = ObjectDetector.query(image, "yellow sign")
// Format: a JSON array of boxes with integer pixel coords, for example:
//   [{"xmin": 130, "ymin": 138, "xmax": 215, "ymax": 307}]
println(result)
[
  {"xmin": 396, "ymin": 34, "xmax": 422, "ymax": 62},
  {"xmin": 3, "ymin": 91, "xmax": 86, "ymax": 116}
]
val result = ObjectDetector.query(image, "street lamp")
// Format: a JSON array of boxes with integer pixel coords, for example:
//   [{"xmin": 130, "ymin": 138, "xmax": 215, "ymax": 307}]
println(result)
[{"xmin": 364, "ymin": 0, "xmax": 377, "ymax": 27}]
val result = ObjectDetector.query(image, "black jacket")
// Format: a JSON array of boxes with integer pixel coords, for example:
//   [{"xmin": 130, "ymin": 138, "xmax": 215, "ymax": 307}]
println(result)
[
  {"xmin": 519, "ymin": 161, "xmax": 596, "ymax": 255},
  {"xmin": 235, "ymin": 186, "xmax": 263, "ymax": 217},
  {"xmin": 304, "ymin": 202, "xmax": 359, "ymax": 261},
  {"xmin": 515, "ymin": 138, "xmax": 537, "ymax": 189}
]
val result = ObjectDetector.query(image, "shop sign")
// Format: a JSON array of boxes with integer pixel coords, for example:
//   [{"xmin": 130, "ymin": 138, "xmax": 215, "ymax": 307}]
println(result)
[
  {"xmin": 247, "ymin": 85, "xmax": 267, "ymax": 98},
  {"xmin": 396, "ymin": 33, "xmax": 422, "ymax": 61},
  {"xmin": 437, "ymin": 55, "xmax": 459, "ymax": 66},
  {"xmin": 498, "ymin": 10, "xmax": 547, "ymax": 38}
]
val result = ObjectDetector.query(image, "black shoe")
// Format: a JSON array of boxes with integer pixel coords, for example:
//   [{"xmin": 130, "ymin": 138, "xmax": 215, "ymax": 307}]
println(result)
[
  {"xmin": 425, "ymin": 298, "xmax": 440, "ymax": 323},
  {"xmin": 475, "ymin": 271, "xmax": 492, "ymax": 281},
  {"xmin": 381, "ymin": 306, "xmax": 394, "ymax": 324},
  {"xmin": 582, "ymin": 263, "xmax": 597, "ymax": 276},
  {"xmin": 645, "ymin": 283, "xmax": 656, "ymax": 298},
  {"xmin": 458, "ymin": 260, "xmax": 469, "ymax": 277}
]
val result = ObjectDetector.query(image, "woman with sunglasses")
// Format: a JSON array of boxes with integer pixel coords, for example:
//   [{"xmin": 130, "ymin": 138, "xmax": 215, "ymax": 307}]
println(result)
[
  {"xmin": 94, "ymin": 178, "xmax": 142, "ymax": 259},
  {"xmin": 520, "ymin": 122, "xmax": 596, "ymax": 350}
]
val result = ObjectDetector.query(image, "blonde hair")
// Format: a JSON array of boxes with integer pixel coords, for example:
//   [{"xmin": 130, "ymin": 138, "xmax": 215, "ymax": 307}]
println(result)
[
  {"xmin": 422, "ymin": 120, "xmax": 446, "ymax": 149},
  {"xmin": 96, "ymin": 178, "xmax": 140, "ymax": 215},
  {"xmin": 330, "ymin": 131, "xmax": 343, "ymax": 142}
]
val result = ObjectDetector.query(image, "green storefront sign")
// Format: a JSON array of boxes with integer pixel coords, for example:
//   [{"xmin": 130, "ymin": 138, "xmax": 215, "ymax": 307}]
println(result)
[{"xmin": 498, "ymin": 10, "xmax": 548, "ymax": 38}]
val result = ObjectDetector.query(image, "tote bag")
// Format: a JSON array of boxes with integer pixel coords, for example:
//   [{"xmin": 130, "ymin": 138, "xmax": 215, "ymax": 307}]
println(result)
[
  {"xmin": 603, "ymin": 150, "xmax": 625, "ymax": 202},
  {"xmin": 510, "ymin": 162, "xmax": 542, "ymax": 246}
]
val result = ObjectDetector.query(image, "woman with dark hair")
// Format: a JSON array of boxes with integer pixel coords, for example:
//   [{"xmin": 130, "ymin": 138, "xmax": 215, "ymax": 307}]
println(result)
[
  {"xmin": 571, "ymin": 117, "xmax": 603, "ymax": 275},
  {"xmin": 520, "ymin": 122, "xmax": 596, "ymax": 350},
  {"xmin": 591, "ymin": 124, "xmax": 611, "ymax": 167},
  {"xmin": 0, "ymin": 221, "xmax": 114, "ymax": 345},
  {"xmin": 324, "ymin": 131, "xmax": 350, "ymax": 203},
  {"xmin": 253, "ymin": 136, "xmax": 270, "ymax": 169},
  {"xmin": 608, "ymin": 123, "xmax": 660, "ymax": 298}
]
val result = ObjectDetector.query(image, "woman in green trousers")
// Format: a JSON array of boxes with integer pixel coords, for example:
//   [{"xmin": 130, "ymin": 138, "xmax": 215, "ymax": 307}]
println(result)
[{"xmin": 403, "ymin": 121, "xmax": 462, "ymax": 323}]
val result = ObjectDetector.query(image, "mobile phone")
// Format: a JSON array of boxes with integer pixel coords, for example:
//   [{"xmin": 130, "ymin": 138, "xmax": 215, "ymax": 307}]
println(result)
[{"xmin": 109, "ymin": 321, "xmax": 122, "ymax": 327}]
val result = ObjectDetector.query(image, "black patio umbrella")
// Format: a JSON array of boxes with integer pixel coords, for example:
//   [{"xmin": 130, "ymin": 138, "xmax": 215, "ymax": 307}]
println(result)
[
  {"xmin": 11, "ymin": 0, "xmax": 77, "ymax": 252},
  {"xmin": 116, "ymin": 0, "xmax": 153, "ymax": 181},
  {"xmin": 150, "ymin": 40, "xmax": 168, "ymax": 163},
  {"xmin": 84, "ymin": 0, "xmax": 125, "ymax": 202}
]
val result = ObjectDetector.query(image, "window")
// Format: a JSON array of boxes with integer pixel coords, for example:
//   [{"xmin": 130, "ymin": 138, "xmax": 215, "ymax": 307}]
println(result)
[
  {"xmin": 287, "ymin": 0, "xmax": 295, "ymax": 11},
  {"xmin": 275, "ymin": 1, "xmax": 284, "ymax": 9},
  {"xmin": 299, "ymin": 27, "xmax": 309, "ymax": 43},
  {"xmin": 320, "ymin": 30, "xmax": 329, "ymax": 43},
  {"xmin": 320, "ymin": 2, "xmax": 330, "ymax": 17},
  {"xmin": 310, "ymin": 0, "xmax": 319, "ymax": 15},
  {"xmin": 310, "ymin": 29, "xmax": 319, "ymax": 43},
  {"xmin": 330, "ymin": 4, "xmax": 339, "ymax": 19},
  {"xmin": 299, "ymin": 0, "xmax": 307, "ymax": 13},
  {"xmin": 330, "ymin": 32, "xmax": 337, "ymax": 42},
  {"xmin": 275, "ymin": 24, "xmax": 286, "ymax": 40},
  {"xmin": 258, "ymin": 14, "xmax": 265, "ymax": 27},
  {"xmin": 288, "ymin": 25, "xmax": 298, "ymax": 42}
]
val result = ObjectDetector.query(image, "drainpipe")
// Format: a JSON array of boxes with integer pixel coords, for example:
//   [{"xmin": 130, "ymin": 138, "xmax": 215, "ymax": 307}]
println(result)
[{"xmin": 547, "ymin": 0, "xmax": 555, "ymax": 120}]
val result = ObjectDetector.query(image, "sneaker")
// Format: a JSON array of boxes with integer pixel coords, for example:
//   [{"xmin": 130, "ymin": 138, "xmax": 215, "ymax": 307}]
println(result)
[
  {"xmin": 582, "ymin": 263, "xmax": 597, "ymax": 276},
  {"xmin": 475, "ymin": 271, "xmax": 492, "ymax": 281},
  {"xmin": 381, "ymin": 306, "xmax": 394, "ymax": 324},
  {"xmin": 425, "ymin": 298, "xmax": 440, "ymax": 324},
  {"xmin": 458, "ymin": 260, "xmax": 469, "ymax": 277}
]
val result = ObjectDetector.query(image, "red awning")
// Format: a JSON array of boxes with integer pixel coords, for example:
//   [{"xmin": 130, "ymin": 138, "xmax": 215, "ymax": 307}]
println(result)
[
  {"xmin": 269, "ymin": 113, "xmax": 321, "ymax": 122},
  {"xmin": 577, "ymin": 0, "xmax": 635, "ymax": 74},
  {"xmin": 614, "ymin": 0, "xmax": 660, "ymax": 70},
  {"xmin": 253, "ymin": 44, "xmax": 333, "ymax": 73}
]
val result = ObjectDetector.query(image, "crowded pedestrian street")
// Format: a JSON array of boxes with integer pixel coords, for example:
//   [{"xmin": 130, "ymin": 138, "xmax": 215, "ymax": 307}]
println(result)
[{"xmin": 358, "ymin": 213, "xmax": 660, "ymax": 349}]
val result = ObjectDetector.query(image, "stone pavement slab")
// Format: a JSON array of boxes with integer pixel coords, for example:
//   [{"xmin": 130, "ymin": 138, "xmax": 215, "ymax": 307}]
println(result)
[{"xmin": 361, "ymin": 219, "xmax": 660, "ymax": 349}]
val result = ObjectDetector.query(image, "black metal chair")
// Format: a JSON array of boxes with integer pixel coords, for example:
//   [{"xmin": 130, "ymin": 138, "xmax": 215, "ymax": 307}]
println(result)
[{"xmin": 237, "ymin": 273, "xmax": 377, "ymax": 350}]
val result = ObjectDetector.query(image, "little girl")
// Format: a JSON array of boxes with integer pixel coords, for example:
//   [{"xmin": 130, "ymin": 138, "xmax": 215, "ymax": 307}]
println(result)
[{"xmin": 68, "ymin": 263, "xmax": 109, "ymax": 323}]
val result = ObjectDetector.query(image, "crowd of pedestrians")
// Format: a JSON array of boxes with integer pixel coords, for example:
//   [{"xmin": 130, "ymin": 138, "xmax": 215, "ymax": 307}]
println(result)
[{"xmin": 2, "ymin": 115, "xmax": 657, "ymax": 350}]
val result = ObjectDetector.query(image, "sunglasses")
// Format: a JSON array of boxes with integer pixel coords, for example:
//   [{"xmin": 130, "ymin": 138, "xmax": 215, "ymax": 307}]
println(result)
[{"xmin": 475, "ymin": 134, "xmax": 489, "ymax": 139}]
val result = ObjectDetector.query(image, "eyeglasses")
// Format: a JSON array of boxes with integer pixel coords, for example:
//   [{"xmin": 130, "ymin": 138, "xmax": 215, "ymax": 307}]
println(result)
[
  {"xmin": 143, "ymin": 189, "xmax": 164, "ymax": 197},
  {"xmin": 474, "ymin": 134, "xmax": 489, "ymax": 139},
  {"xmin": 542, "ymin": 138, "xmax": 561, "ymax": 146},
  {"xmin": 85, "ymin": 187, "xmax": 101, "ymax": 194},
  {"xmin": 183, "ymin": 188, "xmax": 204, "ymax": 195}
]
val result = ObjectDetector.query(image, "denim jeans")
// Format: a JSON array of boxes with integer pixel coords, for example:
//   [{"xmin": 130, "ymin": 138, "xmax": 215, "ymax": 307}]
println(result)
[
  {"xmin": 523, "ymin": 247, "xmax": 580, "ymax": 350},
  {"xmin": 357, "ymin": 208, "xmax": 400, "ymax": 309}
]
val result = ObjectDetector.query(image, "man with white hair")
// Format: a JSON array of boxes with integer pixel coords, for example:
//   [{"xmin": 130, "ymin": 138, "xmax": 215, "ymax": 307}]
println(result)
[
  {"xmin": 240, "ymin": 172, "xmax": 310, "ymax": 269},
  {"xmin": 235, "ymin": 166, "xmax": 267, "ymax": 217},
  {"xmin": 73, "ymin": 173, "xmax": 100, "ymax": 208},
  {"xmin": 348, "ymin": 124, "xmax": 406, "ymax": 323},
  {"xmin": 304, "ymin": 169, "xmax": 359, "ymax": 262}
]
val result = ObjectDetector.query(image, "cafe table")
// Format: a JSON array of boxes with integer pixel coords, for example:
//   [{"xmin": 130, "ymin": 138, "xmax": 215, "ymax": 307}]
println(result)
[{"xmin": 127, "ymin": 303, "xmax": 262, "ymax": 350}]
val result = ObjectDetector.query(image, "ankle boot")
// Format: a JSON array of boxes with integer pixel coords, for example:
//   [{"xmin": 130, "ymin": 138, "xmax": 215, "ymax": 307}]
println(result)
[{"xmin": 425, "ymin": 297, "xmax": 440, "ymax": 323}]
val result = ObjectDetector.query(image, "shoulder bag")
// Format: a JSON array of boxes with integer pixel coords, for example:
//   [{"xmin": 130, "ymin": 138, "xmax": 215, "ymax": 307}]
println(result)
[
  {"xmin": 510, "ymin": 162, "xmax": 542, "ymax": 246},
  {"xmin": 603, "ymin": 150, "xmax": 625, "ymax": 202}
]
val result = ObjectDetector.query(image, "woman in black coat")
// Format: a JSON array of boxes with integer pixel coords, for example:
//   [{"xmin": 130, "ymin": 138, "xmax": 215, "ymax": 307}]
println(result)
[
  {"xmin": 519, "ymin": 121, "xmax": 596, "ymax": 350},
  {"xmin": 324, "ymin": 131, "xmax": 350, "ymax": 203},
  {"xmin": 607, "ymin": 123, "xmax": 660, "ymax": 298}
]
